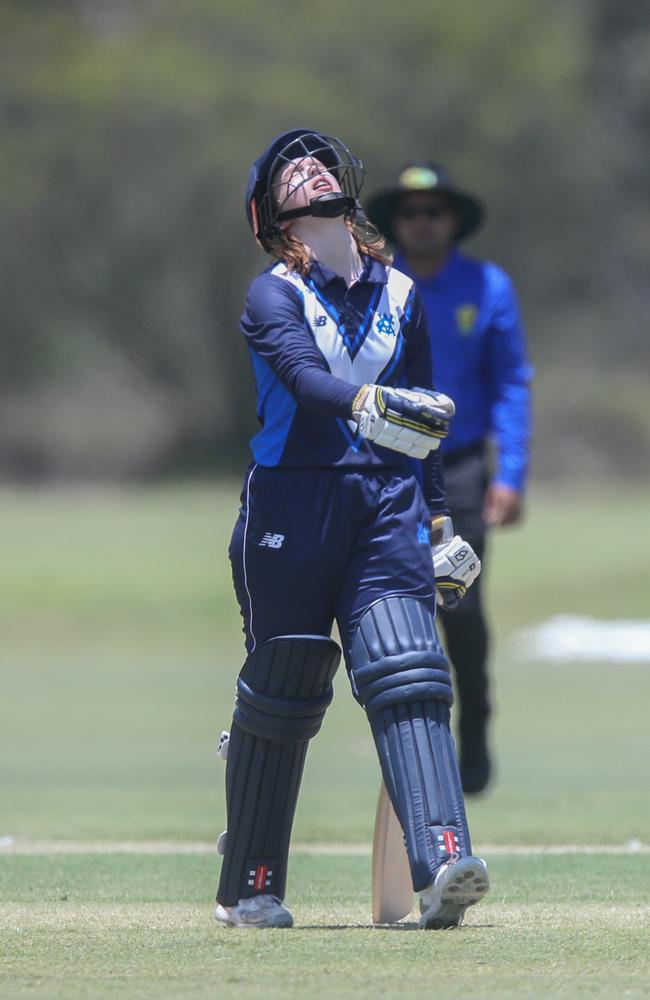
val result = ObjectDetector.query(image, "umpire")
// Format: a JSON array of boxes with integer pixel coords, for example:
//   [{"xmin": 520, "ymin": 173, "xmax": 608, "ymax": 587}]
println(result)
[{"xmin": 367, "ymin": 163, "xmax": 533, "ymax": 794}]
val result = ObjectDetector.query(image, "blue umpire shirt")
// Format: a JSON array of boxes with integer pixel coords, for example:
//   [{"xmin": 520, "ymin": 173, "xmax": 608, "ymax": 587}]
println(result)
[
  {"xmin": 240, "ymin": 253, "xmax": 448, "ymax": 513},
  {"xmin": 395, "ymin": 249, "xmax": 533, "ymax": 492}
]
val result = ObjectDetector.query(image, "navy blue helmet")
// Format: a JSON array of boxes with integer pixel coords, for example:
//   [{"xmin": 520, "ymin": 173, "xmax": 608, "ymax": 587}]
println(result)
[{"xmin": 245, "ymin": 129, "xmax": 366, "ymax": 251}]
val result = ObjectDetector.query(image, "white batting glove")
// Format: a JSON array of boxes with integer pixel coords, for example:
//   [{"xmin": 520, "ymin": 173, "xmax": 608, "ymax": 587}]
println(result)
[
  {"xmin": 217, "ymin": 730, "xmax": 230, "ymax": 761},
  {"xmin": 352, "ymin": 384, "xmax": 455, "ymax": 459},
  {"xmin": 431, "ymin": 515, "xmax": 481, "ymax": 612}
]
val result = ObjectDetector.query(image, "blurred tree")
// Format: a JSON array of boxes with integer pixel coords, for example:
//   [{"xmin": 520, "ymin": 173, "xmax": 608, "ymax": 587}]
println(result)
[{"xmin": 0, "ymin": 0, "xmax": 647, "ymax": 477}]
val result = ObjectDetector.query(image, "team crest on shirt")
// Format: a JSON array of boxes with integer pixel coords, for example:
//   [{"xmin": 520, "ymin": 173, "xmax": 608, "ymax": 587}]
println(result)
[
  {"xmin": 455, "ymin": 304, "xmax": 478, "ymax": 335},
  {"xmin": 375, "ymin": 312, "xmax": 396, "ymax": 337}
]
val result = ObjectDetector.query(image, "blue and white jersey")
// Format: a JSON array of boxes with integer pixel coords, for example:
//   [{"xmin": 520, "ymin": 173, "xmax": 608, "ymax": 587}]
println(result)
[{"xmin": 240, "ymin": 253, "xmax": 447, "ymax": 513}]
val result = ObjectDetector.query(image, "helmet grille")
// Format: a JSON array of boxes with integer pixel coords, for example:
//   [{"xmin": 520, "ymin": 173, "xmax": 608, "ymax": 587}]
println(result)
[{"xmin": 254, "ymin": 131, "xmax": 365, "ymax": 250}]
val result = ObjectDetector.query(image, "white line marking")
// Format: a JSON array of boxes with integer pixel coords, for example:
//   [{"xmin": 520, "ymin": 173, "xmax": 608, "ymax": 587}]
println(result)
[
  {"xmin": 515, "ymin": 615, "xmax": 650, "ymax": 663},
  {"xmin": 1, "ymin": 840, "xmax": 647, "ymax": 856}
]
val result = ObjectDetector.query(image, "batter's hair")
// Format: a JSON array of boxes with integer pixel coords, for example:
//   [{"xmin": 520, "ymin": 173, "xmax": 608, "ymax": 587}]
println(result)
[{"xmin": 268, "ymin": 216, "xmax": 392, "ymax": 275}]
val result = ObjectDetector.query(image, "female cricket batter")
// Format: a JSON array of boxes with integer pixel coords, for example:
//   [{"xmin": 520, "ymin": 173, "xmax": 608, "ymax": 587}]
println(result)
[{"xmin": 215, "ymin": 129, "xmax": 489, "ymax": 930}]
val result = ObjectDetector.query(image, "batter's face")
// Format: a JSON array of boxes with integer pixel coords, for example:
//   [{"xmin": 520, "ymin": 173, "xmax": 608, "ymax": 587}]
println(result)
[
  {"xmin": 273, "ymin": 156, "xmax": 342, "ymax": 223},
  {"xmin": 392, "ymin": 192, "xmax": 458, "ymax": 257}
]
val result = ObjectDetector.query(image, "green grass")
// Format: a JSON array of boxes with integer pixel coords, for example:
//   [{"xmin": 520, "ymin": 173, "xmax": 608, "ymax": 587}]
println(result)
[
  {"xmin": 1, "ymin": 483, "xmax": 649, "ymax": 845},
  {"xmin": 2, "ymin": 854, "xmax": 649, "ymax": 999},
  {"xmin": 1, "ymin": 482, "xmax": 650, "ymax": 998}
]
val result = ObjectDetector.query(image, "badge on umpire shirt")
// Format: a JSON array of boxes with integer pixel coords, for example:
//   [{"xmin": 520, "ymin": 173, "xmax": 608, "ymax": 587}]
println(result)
[{"xmin": 455, "ymin": 304, "xmax": 478, "ymax": 336}]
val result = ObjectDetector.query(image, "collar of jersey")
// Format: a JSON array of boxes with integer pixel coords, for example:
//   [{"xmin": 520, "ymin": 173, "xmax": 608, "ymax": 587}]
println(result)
[
  {"xmin": 305, "ymin": 276, "xmax": 384, "ymax": 362},
  {"xmin": 307, "ymin": 253, "xmax": 388, "ymax": 289}
]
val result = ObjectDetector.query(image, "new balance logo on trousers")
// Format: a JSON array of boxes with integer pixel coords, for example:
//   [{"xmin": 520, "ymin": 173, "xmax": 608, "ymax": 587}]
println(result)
[{"xmin": 259, "ymin": 532, "xmax": 285, "ymax": 549}]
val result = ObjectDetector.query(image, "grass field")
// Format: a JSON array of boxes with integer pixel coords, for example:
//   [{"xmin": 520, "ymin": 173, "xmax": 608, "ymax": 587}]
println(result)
[{"xmin": 1, "ymin": 482, "xmax": 649, "ymax": 998}]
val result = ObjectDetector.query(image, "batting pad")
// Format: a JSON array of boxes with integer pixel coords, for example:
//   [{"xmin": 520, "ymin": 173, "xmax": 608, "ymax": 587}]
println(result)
[
  {"xmin": 217, "ymin": 635, "xmax": 340, "ymax": 906},
  {"xmin": 351, "ymin": 596, "xmax": 471, "ymax": 891}
]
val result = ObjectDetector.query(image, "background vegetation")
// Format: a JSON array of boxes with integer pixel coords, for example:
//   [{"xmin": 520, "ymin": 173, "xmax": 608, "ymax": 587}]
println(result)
[{"xmin": 1, "ymin": 0, "xmax": 648, "ymax": 481}]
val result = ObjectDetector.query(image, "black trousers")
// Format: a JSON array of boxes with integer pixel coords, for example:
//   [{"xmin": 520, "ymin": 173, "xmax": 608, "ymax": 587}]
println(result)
[{"xmin": 439, "ymin": 445, "xmax": 490, "ymax": 741}]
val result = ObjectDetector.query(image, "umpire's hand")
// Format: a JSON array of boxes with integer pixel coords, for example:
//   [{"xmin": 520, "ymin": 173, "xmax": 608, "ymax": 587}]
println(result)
[{"xmin": 483, "ymin": 483, "xmax": 524, "ymax": 527}]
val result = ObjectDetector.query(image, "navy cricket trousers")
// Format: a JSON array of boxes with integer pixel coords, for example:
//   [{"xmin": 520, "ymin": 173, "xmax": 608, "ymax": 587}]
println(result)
[{"xmin": 229, "ymin": 465, "xmax": 437, "ymax": 671}]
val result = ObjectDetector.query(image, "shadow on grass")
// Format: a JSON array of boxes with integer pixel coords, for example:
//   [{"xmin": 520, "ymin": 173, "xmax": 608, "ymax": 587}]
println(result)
[{"xmin": 301, "ymin": 921, "xmax": 496, "ymax": 931}]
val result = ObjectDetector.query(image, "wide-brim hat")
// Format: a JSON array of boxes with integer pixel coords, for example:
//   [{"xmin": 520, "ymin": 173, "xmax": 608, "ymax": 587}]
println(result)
[{"xmin": 365, "ymin": 161, "xmax": 485, "ymax": 244}]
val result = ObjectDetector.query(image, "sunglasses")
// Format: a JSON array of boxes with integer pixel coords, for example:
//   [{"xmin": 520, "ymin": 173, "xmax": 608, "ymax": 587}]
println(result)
[{"xmin": 397, "ymin": 204, "xmax": 450, "ymax": 220}]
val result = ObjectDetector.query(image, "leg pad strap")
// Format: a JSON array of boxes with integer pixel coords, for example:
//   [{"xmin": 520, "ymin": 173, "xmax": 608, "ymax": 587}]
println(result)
[
  {"xmin": 235, "ymin": 634, "xmax": 338, "ymax": 740},
  {"xmin": 351, "ymin": 595, "xmax": 452, "ymax": 715}
]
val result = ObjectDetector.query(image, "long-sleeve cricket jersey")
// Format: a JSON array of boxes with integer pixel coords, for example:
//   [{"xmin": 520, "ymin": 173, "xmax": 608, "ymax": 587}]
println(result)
[
  {"xmin": 240, "ymin": 253, "xmax": 447, "ymax": 513},
  {"xmin": 395, "ymin": 249, "xmax": 533, "ymax": 492}
]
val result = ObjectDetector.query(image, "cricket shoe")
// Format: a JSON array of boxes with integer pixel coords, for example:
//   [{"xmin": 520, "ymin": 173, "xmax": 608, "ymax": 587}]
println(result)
[
  {"xmin": 214, "ymin": 894, "xmax": 293, "ymax": 929},
  {"xmin": 419, "ymin": 856, "xmax": 489, "ymax": 929}
]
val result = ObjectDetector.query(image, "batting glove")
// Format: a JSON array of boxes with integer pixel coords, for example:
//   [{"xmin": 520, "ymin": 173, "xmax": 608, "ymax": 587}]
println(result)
[
  {"xmin": 352, "ymin": 385, "xmax": 454, "ymax": 459},
  {"xmin": 431, "ymin": 515, "xmax": 481, "ymax": 612}
]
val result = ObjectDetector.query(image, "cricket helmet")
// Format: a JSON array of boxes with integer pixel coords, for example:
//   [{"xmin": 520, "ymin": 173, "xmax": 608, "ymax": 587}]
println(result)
[
  {"xmin": 245, "ymin": 128, "xmax": 366, "ymax": 251},
  {"xmin": 366, "ymin": 161, "xmax": 485, "ymax": 244}
]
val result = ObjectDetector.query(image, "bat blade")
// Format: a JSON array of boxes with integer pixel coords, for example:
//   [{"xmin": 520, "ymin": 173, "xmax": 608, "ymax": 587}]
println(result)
[{"xmin": 371, "ymin": 781, "xmax": 413, "ymax": 924}]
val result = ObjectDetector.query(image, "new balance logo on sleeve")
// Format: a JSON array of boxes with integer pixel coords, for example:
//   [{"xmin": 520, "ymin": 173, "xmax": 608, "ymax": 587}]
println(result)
[{"xmin": 259, "ymin": 532, "xmax": 285, "ymax": 549}]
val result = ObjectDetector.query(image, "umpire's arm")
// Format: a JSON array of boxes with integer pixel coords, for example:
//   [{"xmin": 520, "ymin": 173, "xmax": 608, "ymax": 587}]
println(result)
[{"xmin": 484, "ymin": 265, "xmax": 534, "ymax": 500}]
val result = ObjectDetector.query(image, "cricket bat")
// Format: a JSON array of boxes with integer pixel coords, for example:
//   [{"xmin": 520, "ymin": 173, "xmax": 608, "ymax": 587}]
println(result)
[{"xmin": 371, "ymin": 781, "xmax": 413, "ymax": 923}]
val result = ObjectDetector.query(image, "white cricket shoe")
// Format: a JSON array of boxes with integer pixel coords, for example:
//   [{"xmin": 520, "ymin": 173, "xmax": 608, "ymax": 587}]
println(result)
[
  {"xmin": 419, "ymin": 856, "xmax": 489, "ymax": 929},
  {"xmin": 214, "ymin": 894, "xmax": 294, "ymax": 929}
]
